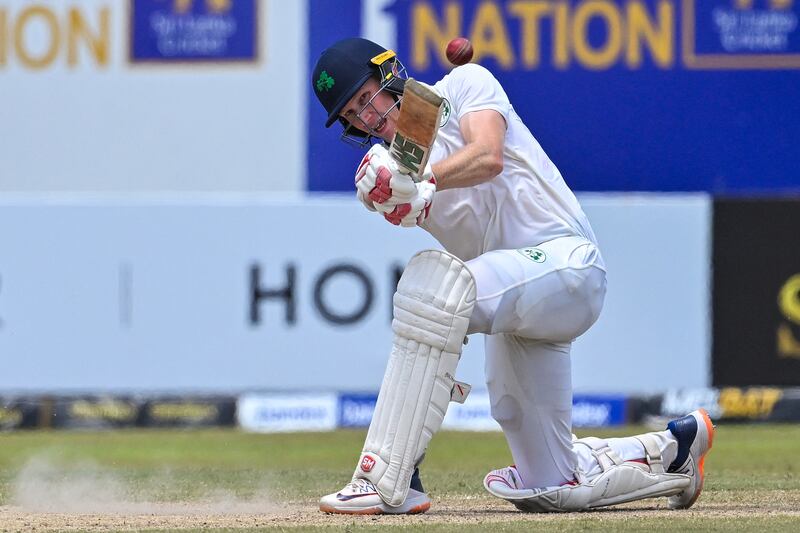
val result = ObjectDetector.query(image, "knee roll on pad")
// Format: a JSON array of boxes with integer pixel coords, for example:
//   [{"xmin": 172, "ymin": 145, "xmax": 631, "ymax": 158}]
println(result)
[{"xmin": 355, "ymin": 250, "xmax": 476, "ymax": 507}]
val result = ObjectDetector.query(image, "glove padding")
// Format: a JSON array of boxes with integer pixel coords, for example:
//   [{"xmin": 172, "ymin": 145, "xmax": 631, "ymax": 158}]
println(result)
[
  {"xmin": 376, "ymin": 179, "xmax": 436, "ymax": 227},
  {"xmin": 354, "ymin": 145, "xmax": 416, "ymax": 210},
  {"xmin": 354, "ymin": 144, "xmax": 436, "ymax": 227}
]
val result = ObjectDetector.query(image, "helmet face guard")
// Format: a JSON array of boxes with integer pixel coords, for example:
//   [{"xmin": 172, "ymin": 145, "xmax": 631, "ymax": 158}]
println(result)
[
  {"xmin": 339, "ymin": 88, "xmax": 402, "ymax": 148},
  {"xmin": 339, "ymin": 56, "xmax": 407, "ymax": 147},
  {"xmin": 312, "ymin": 38, "xmax": 408, "ymax": 148}
]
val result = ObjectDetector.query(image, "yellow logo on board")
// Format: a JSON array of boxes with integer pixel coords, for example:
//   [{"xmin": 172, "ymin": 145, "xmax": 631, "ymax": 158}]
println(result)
[
  {"xmin": 777, "ymin": 274, "xmax": 800, "ymax": 358},
  {"xmin": 407, "ymin": 0, "xmax": 800, "ymax": 71}
]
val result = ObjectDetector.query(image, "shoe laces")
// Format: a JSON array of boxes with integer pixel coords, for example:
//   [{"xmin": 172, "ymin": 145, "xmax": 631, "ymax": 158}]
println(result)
[{"xmin": 346, "ymin": 478, "xmax": 376, "ymax": 494}]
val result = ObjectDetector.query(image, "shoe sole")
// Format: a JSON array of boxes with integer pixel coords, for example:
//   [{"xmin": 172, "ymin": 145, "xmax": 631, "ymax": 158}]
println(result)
[
  {"xmin": 672, "ymin": 408, "xmax": 715, "ymax": 510},
  {"xmin": 320, "ymin": 500, "xmax": 431, "ymax": 515}
]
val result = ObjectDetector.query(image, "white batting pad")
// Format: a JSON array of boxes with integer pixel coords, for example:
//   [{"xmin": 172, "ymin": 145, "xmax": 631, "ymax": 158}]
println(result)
[
  {"xmin": 485, "ymin": 434, "xmax": 691, "ymax": 512},
  {"xmin": 354, "ymin": 250, "xmax": 476, "ymax": 506}
]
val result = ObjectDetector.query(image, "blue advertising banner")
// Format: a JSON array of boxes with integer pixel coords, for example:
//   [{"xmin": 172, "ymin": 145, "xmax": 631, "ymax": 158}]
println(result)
[
  {"xmin": 337, "ymin": 392, "xmax": 627, "ymax": 429},
  {"xmin": 308, "ymin": 0, "xmax": 800, "ymax": 193},
  {"xmin": 338, "ymin": 393, "xmax": 379, "ymax": 427},
  {"xmin": 130, "ymin": 0, "xmax": 258, "ymax": 62},
  {"xmin": 572, "ymin": 394, "xmax": 627, "ymax": 427}
]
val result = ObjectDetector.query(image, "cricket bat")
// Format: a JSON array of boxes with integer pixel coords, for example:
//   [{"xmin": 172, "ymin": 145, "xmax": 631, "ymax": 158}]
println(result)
[{"xmin": 389, "ymin": 78, "xmax": 444, "ymax": 182}]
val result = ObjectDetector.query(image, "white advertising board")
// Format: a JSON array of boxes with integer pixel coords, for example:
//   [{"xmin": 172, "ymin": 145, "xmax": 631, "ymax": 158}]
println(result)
[
  {"xmin": 0, "ymin": 0, "xmax": 305, "ymax": 192},
  {"xmin": 237, "ymin": 393, "xmax": 338, "ymax": 433},
  {"xmin": 575, "ymin": 194, "xmax": 711, "ymax": 393},
  {"xmin": 0, "ymin": 194, "xmax": 709, "ymax": 394}
]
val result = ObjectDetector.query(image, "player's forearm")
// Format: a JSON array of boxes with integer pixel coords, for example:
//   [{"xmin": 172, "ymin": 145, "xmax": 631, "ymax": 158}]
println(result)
[{"xmin": 431, "ymin": 142, "xmax": 503, "ymax": 191}]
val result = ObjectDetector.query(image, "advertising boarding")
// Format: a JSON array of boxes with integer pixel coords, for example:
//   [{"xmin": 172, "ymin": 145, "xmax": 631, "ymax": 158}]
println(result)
[
  {"xmin": 308, "ymin": 0, "xmax": 800, "ymax": 194},
  {"xmin": 713, "ymin": 198, "xmax": 800, "ymax": 387},
  {"xmin": 0, "ymin": 195, "xmax": 709, "ymax": 394},
  {"xmin": 0, "ymin": 0, "xmax": 305, "ymax": 192}
]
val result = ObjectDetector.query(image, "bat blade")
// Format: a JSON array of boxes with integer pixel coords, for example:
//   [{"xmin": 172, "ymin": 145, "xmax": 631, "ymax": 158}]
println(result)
[{"xmin": 389, "ymin": 78, "xmax": 444, "ymax": 182}]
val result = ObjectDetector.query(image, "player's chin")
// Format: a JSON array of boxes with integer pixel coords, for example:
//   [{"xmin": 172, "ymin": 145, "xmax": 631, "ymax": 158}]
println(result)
[{"xmin": 376, "ymin": 123, "xmax": 395, "ymax": 143}]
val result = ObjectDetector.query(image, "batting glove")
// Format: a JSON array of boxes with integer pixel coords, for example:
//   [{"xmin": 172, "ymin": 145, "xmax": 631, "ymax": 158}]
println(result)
[
  {"xmin": 378, "ymin": 177, "xmax": 436, "ymax": 227},
  {"xmin": 354, "ymin": 144, "xmax": 432, "ymax": 211}
]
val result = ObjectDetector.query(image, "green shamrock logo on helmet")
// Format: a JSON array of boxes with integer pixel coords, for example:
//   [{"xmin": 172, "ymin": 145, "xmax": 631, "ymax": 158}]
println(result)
[{"xmin": 316, "ymin": 71, "xmax": 335, "ymax": 92}]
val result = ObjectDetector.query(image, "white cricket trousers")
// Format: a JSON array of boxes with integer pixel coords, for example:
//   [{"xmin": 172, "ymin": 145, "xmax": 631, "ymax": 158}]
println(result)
[{"xmin": 465, "ymin": 236, "xmax": 678, "ymax": 488}]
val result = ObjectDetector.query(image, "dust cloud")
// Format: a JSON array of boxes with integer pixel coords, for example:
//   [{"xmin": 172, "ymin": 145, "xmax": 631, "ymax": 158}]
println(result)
[{"xmin": 10, "ymin": 455, "xmax": 278, "ymax": 515}]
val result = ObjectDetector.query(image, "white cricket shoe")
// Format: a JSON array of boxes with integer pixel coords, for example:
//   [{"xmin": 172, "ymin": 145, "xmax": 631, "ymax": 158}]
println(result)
[
  {"xmin": 665, "ymin": 408, "xmax": 715, "ymax": 509},
  {"xmin": 319, "ymin": 478, "xmax": 431, "ymax": 515}
]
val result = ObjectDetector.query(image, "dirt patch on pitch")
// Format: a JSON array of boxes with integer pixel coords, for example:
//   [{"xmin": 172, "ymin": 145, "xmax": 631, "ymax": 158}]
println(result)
[{"xmin": 1, "ymin": 493, "xmax": 799, "ymax": 532}]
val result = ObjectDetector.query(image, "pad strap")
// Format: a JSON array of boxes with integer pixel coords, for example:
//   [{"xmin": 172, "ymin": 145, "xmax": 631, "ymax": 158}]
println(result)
[
  {"xmin": 573, "ymin": 436, "xmax": 624, "ymax": 474},
  {"xmin": 634, "ymin": 434, "xmax": 666, "ymax": 474}
]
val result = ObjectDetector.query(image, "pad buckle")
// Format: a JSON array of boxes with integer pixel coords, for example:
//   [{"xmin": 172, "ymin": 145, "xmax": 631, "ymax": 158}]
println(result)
[{"xmin": 450, "ymin": 380, "xmax": 471, "ymax": 403}]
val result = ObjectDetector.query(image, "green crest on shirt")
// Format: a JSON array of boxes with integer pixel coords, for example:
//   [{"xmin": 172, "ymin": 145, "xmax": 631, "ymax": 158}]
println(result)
[
  {"xmin": 517, "ymin": 247, "xmax": 546, "ymax": 263},
  {"xmin": 440, "ymin": 98, "xmax": 451, "ymax": 127}
]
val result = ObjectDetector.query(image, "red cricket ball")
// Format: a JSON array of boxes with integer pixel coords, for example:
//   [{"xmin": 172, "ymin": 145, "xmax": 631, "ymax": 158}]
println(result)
[{"xmin": 446, "ymin": 37, "xmax": 473, "ymax": 66}]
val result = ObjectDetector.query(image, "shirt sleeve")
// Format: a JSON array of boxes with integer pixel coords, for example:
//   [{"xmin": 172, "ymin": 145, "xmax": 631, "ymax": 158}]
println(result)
[{"xmin": 443, "ymin": 63, "xmax": 511, "ymax": 124}]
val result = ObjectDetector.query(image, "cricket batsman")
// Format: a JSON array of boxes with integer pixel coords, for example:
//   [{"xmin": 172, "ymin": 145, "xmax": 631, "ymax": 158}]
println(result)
[{"xmin": 311, "ymin": 37, "xmax": 714, "ymax": 514}]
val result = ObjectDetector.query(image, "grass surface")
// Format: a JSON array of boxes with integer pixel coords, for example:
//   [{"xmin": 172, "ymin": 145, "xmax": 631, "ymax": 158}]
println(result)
[{"xmin": 0, "ymin": 424, "xmax": 798, "ymax": 531}]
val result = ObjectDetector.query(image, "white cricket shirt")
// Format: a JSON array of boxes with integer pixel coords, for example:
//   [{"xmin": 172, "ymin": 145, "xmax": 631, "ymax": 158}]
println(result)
[{"xmin": 422, "ymin": 64, "xmax": 598, "ymax": 262}]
